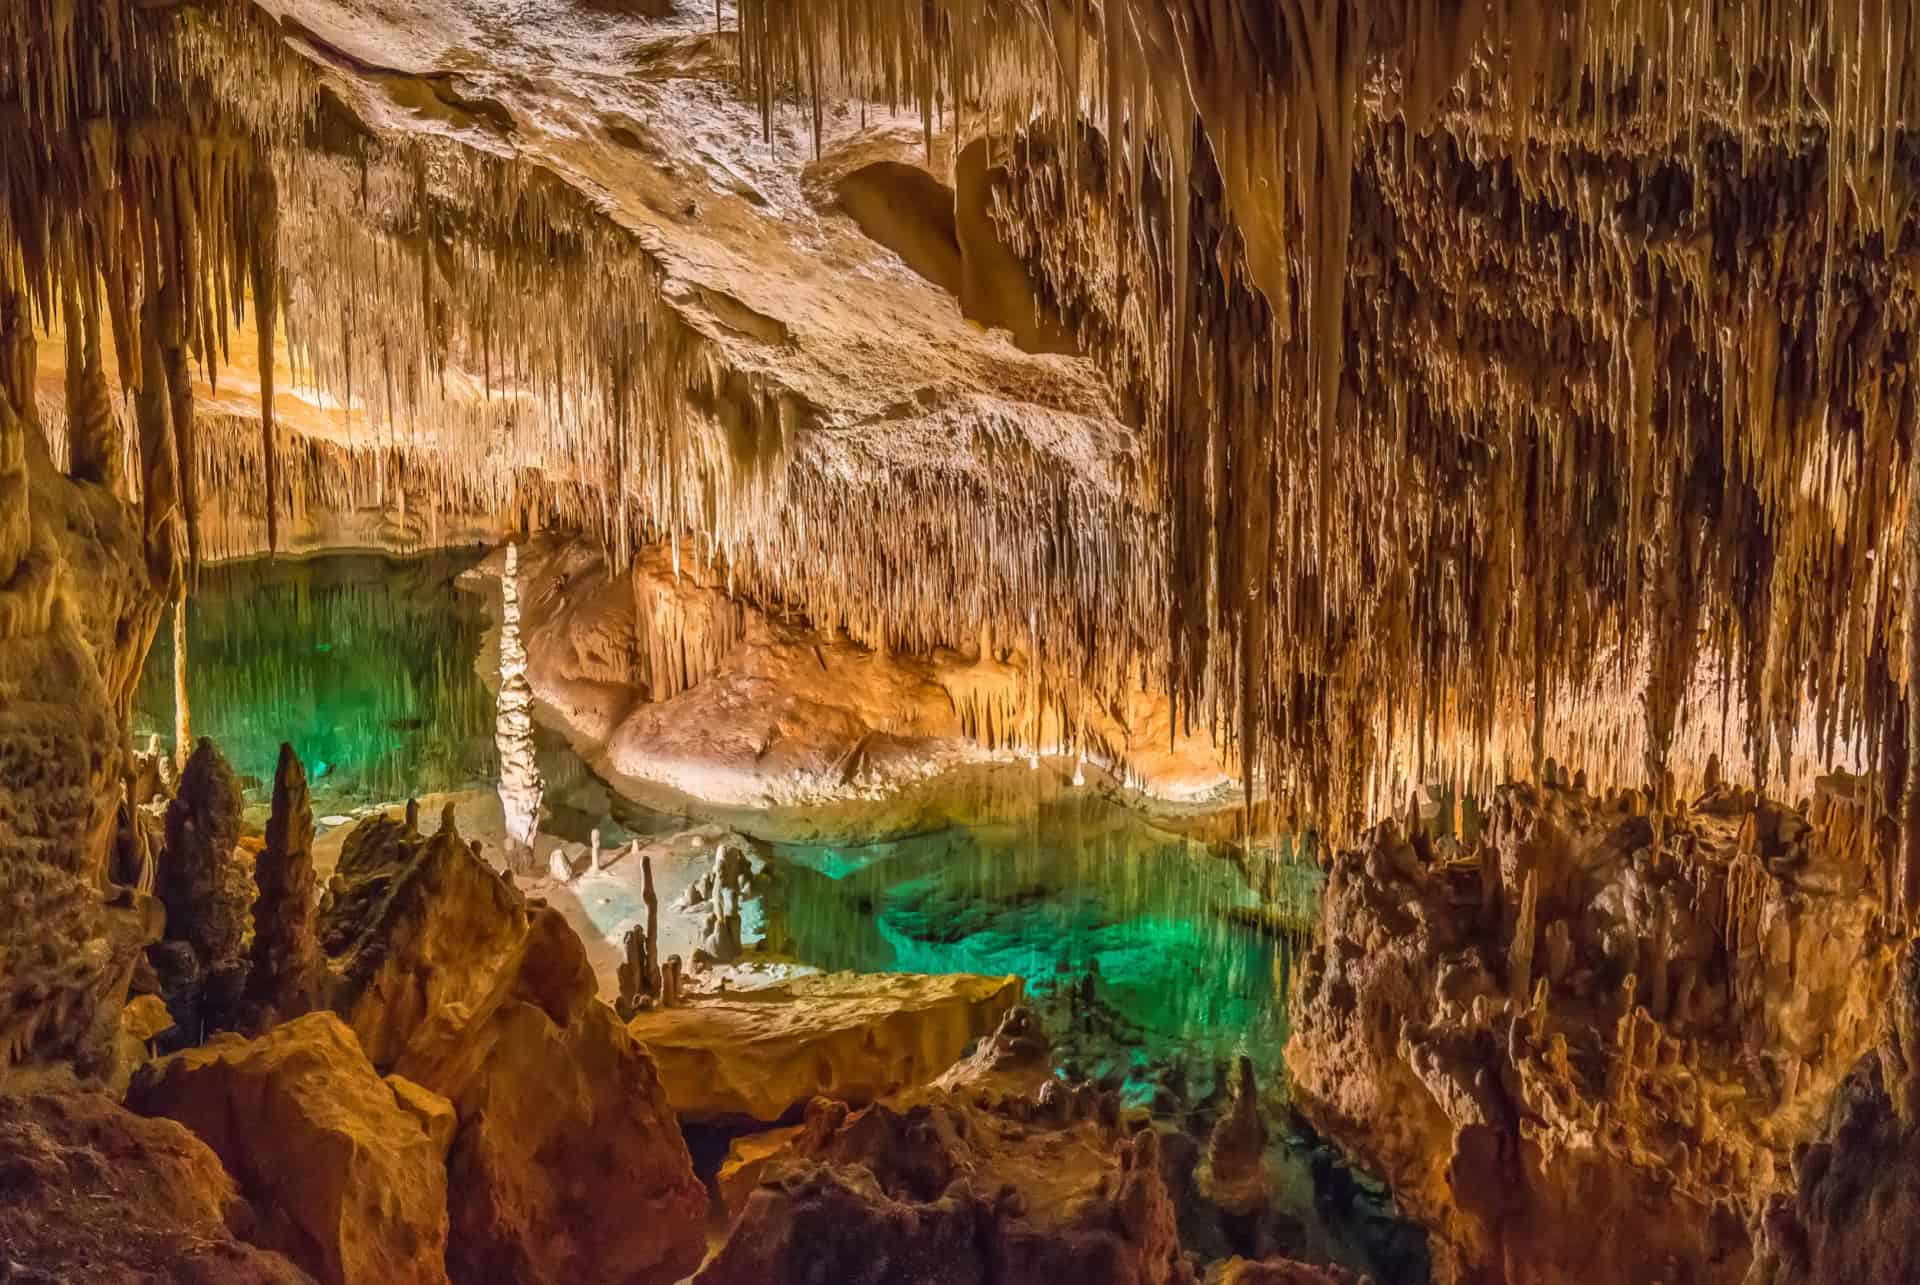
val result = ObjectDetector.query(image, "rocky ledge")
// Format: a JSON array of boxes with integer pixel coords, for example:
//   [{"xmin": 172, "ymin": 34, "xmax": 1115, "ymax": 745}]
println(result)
[{"xmin": 1288, "ymin": 771, "xmax": 1895, "ymax": 1285}]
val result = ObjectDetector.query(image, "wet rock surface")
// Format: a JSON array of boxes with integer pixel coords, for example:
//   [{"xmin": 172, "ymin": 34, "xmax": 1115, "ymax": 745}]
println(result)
[{"xmin": 1289, "ymin": 775, "xmax": 1895, "ymax": 1285}]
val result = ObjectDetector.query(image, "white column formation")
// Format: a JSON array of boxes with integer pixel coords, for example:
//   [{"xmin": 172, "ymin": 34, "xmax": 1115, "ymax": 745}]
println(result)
[{"xmin": 496, "ymin": 542, "xmax": 545, "ymax": 872}]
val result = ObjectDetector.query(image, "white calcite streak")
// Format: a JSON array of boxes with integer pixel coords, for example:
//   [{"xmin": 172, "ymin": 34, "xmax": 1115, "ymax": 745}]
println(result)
[{"xmin": 495, "ymin": 542, "xmax": 545, "ymax": 873}]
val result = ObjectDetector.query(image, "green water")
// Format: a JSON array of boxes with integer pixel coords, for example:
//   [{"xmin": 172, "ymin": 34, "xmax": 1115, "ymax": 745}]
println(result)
[
  {"xmin": 772, "ymin": 797, "xmax": 1320, "ymax": 1104},
  {"xmin": 131, "ymin": 551, "xmax": 1424, "ymax": 1281},
  {"xmin": 133, "ymin": 551, "xmax": 498, "ymax": 813}
]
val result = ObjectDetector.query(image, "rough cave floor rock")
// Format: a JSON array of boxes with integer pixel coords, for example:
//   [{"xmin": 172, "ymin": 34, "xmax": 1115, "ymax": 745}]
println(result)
[{"xmin": 627, "ymin": 970, "xmax": 1023, "ymax": 1121}]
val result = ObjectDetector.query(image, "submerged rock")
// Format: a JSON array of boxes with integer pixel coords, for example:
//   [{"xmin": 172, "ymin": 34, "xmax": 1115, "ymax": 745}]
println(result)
[
  {"xmin": 393, "ymin": 906, "xmax": 707, "ymax": 1285},
  {"xmin": 128, "ymin": 1011, "xmax": 451, "ymax": 1285},
  {"xmin": 0, "ymin": 1086, "xmax": 312, "ymax": 1283},
  {"xmin": 627, "ymin": 969, "xmax": 1023, "ymax": 1121}
]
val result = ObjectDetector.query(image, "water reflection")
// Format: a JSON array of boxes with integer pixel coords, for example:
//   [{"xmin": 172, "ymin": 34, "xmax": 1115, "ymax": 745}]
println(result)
[
  {"xmin": 773, "ymin": 792, "xmax": 1321, "ymax": 1100},
  {"xmin": 133, "ymin": 551, "xmax": 497, "ymax": 813}
]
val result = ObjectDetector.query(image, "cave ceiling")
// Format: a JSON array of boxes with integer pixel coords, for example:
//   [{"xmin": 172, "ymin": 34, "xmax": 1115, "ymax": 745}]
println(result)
[{"xmin": 3, "ymin": 0, "xmax": 1918, "ymax": 843}]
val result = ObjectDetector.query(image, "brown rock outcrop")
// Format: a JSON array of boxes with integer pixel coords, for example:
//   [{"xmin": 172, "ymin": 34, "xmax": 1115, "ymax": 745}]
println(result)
[
  {"xmin": 393, "ymin": 907, "xmax": 708, "ymax": 1285},
  {"xmin": 699, "ymin": 1085, "xmax": 1190, "ymax": 1285},
  {"xmin": 0, "ymin": 415, "xmax": 163, "ymax": 1075},
  {"xmin": 0, "ymin": 1086, "xmax": 313, "ymax": 1284},
  {"xmin": 1289, "ymin": 775, "xmax": 1896, "ymax": 1285},
  {"xmin": 316, "ymin": 807, "xmax": 528, "ymax": 1068},
  {"xmin": 1747, "ymin": 947, "xmax": 1920, "ymax": 1285},
  {"xmin": 627, "ymin": 969, "xmax": 1023, "ymax": 1121},
  {"xmin": 128, "ymin": 1011, "xmax": 451, "ymax": 1285},
  {"xmin": 1205, "ymin": 1259, "xmax": 1363, "ymax": 1285}
]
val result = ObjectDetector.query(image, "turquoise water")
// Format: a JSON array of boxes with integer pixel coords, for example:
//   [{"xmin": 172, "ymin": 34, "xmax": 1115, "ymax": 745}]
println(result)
[
  {"xmin": 771, "ymin": 800, "xmax": 1320, "ymax": 1102},
  {"xmin": 133, "ymin": 551, "xmax": 498, "ymax": 812},
  {"xmin": 131, "ymin": 551, "xmax": 1423, "ymax": 1282}
]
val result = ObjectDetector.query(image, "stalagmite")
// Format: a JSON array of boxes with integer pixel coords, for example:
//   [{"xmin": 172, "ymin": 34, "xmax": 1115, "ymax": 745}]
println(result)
[
  {"xmin": 243, "ymin": 743, "xmax": 320, "ymax": 1031},
  {"xmin": 1905, "ymin": 443, "xmax": 1920, "ymax": 924},
  {"xmin": 171, "ymin": 593, "xmax": 190, "ymax": 773},
  {"xmin": 1508, "ymin": 870, "xmax": 1538, "ymax": 1005},
  {"xmin": 495, "ymin": 542, "xmax": 544, "ymax": 876}
]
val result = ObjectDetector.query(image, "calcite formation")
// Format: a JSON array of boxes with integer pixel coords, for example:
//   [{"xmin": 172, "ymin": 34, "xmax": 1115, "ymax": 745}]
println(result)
[
  {"xmin": 1289, "ymin": 774, "xmax": 1897, "ymax": 1284},
  {"xmin": 316, "ymin": 807, "xmax": 529, "ymax": 1069},
  {"xmin": 392, "ymin": 907, "xmax": 708, "ymax": 1285},
  {"xmin": 243, "ymin": 743, "xmax": 322, "ymax": 1032},
  {"xmin": 493, "ymin": 543, "xmax": 544, "ymax": 875}
]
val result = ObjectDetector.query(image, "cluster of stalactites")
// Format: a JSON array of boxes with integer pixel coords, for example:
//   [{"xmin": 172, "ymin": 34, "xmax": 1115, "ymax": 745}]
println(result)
[
  {"xmin": 734, "ymin": 0, "xmax": 1920, "ymax": 840},
  {"xmin": 0, "ymin": 0, "xmax": 304, "ymax": 583}
]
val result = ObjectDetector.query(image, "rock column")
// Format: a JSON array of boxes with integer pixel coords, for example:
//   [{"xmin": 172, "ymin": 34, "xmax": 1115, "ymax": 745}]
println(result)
[{"xmin": 495, "ymin": 542, "xmax": 544, "ymax": 876}]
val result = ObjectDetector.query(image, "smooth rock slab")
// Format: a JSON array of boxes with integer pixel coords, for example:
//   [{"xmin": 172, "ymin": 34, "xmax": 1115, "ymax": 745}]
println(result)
[{"xmin": 627, "ymin": 970, "xmax": 1023, "ymax": 1121}]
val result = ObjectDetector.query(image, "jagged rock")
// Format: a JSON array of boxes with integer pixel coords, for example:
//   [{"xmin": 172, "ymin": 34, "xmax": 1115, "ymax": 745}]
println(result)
[
  {"xmin": 128, "ymin": 1011, "xmax": 451, "ymax": 1285},
  {"xmin": 697, "ymin": 1091, "xmax": 1192, "ymax": 1284},
  {"xmin": 243, "ymin": 743, "xmax": 322, "ymax": 1032},
  {"xmin": 1288, "ymin": 779, "xmax": 1895, "ymax": 1285},
  {"xmin": 316, "ymin": 808, "xmax": 528, "ymax": 1068},
  {"xmin": 152, "ymin": 739, "xmax": 255, "ymax": 1043},
  {"xmin": 1748, "ymin": 947, "xmax": 1920, "ymax": 1285},
  {"xmin": 717, "ymin": 1125, "xmax": 807, "ymax": 1220},
  {"xmin": 627, "ymin": 970, "xmax": 1023, "ymax": 1121},
  {"xmin": 0, "ymin": 1087, "xmax": 313, "ymax": 1283},
  {"xmin": 385, "ymin": 1072, "xmax": 459, "ymax": 1157},
  {"xmin": 393, "ymin": 907, "xmax": 707, "ymax": 1285}
]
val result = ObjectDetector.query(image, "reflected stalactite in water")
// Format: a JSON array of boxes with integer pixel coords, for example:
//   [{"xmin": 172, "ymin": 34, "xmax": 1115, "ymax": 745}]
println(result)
[{"xmin": 133, "ymin": 552, "xmax": 497, "ymax": 812}]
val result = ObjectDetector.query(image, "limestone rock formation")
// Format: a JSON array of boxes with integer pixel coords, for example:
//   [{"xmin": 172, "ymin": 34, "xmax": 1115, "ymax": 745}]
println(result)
[
  {"xmin": 626, "ymin": 970, "xmax": 1024, "ymax": 1121},
  {"xmin": 392, "ymin": 907, "xmax": 708, "ymax": 1285},
  {"xmin": 1288, "ymin": 777, "xmax": 1896, "ymax": 1285},
  {"xmin": 128, "ymin": 1012, "xmax": 451, "ymax": 1285},
  {"xmin": 243, "ymin": 743, "xmax": 322, "ymax": 1032},
  {"xmin": 1199, "ymin": 1056, "xmax": 1271, "ymax": 1216},
  {"xmin": 510, "ymin": 537, "xmax": 1234, "ymax": 813},
  {"xmin": 0, "ymin": 387, "xmax": 162, "ymax": 1075},
  {"xmin": 1747, "ymin": 947, "xmax": 1920, "ymax": 1285},
  {"xmin": 493, "ymin": 542, "xmax": 544, "ymax": 876},
  {"xmin": 316, "ymin": 807, "xmax": 528, "ymax": 1068},
  {"xmin": 1204, "ymin": 1260, "xmax": 1363, "ymax": 1285},
  {"xmin": 152, "ymin": 739, "xmax": 257, "ymax": 1045},
  {"xmin": 698, "ymin": 1091, "xmax": 1190, "ymax": 1285},
  {"xmin": 0, "ymin": 1086, "xmax": 313, "ymax": 1284}
]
